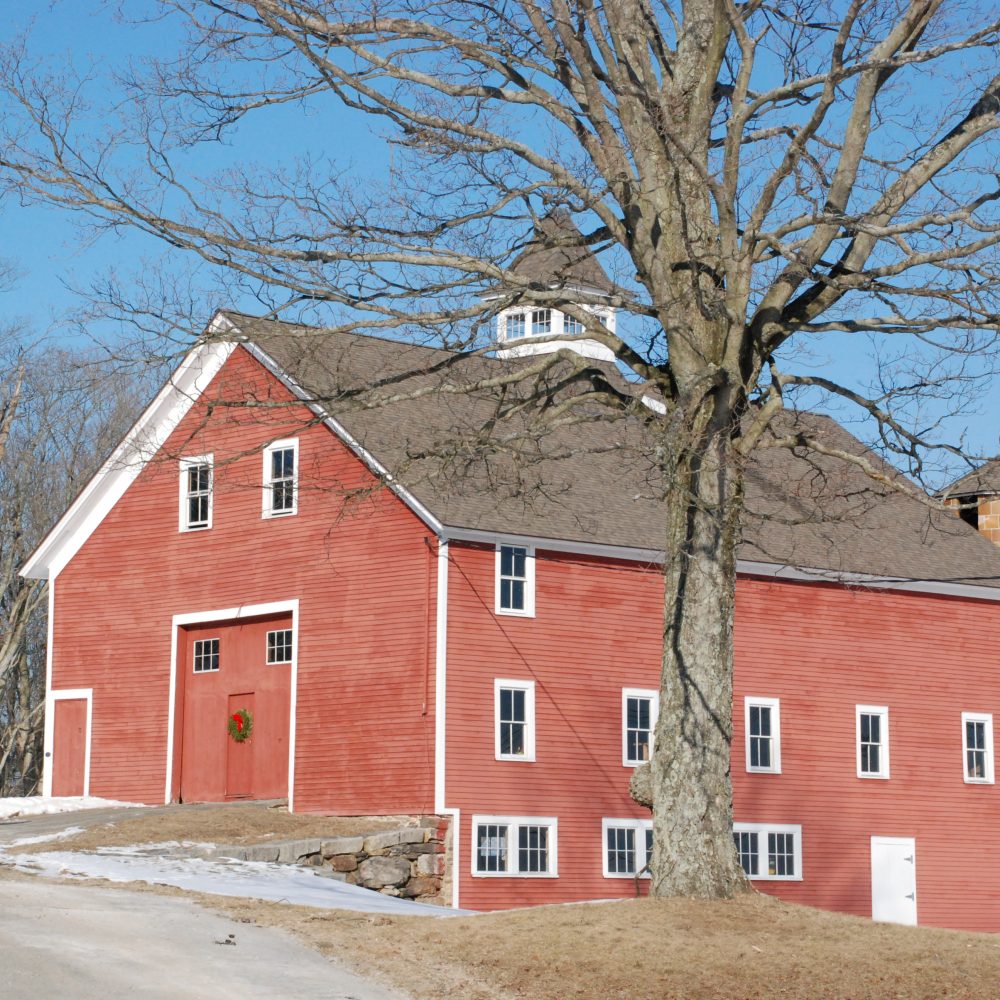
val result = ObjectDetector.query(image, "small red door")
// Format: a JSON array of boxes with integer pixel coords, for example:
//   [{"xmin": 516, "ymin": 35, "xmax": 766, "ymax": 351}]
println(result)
[
  {"xmin": 52, "ymin": 698, "xmax": 87, "ymax": 796},
  {"xmin": 226, "ymin": 692, "xmax": 255, "ymax": 800}
]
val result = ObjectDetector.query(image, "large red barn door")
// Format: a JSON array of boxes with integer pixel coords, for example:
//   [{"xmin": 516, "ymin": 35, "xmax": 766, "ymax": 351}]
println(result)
[
  {"xmin": 52, "ymin": 698, "xmax": 88, "ymax": 796},
  {"xmin": 178, "ymin": 615, "xmax": 292, "ymax": 803}
]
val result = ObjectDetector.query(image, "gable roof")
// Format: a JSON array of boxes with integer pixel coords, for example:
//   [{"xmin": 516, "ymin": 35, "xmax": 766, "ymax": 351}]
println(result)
[
  {"xmin": 238, "ymin": 312, "xmax": 1000, "ymax": 591},
  {"xmin": 943, "ymin": 459, "xmax": 1000, "ymax": 498},
  {"xmin": 24, "ymin": 310, "xmax": 1000, "ymax": 596}
]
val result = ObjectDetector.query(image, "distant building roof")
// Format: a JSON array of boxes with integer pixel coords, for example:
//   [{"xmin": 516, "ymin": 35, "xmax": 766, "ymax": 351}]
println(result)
[
  {"xmin": 228, "ymin": 312, "xmax": 1000, "ymax": 589},
  {"xmin": 943, "ymin": 460, "xmax": 1000, "ymax": 498}
]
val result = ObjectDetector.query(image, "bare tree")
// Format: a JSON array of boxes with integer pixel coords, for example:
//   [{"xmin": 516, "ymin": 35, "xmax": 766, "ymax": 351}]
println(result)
[
  {"xmin": 2, "ymin": 1, "xmax": 1000, "ymax": 893},
  {"xmin": 0, "ymin": 342, "xmax": 148, "ymax": 795}
]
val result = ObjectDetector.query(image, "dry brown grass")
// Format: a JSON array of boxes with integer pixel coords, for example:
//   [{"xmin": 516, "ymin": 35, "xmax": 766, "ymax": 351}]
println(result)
[
  {"xmin": 14, "ymin": 803, "xmax": 402, "ymax": 853},
  {"xmin": 206, "ymin": 892, "xmax": 1000, "ymax": 1000}
]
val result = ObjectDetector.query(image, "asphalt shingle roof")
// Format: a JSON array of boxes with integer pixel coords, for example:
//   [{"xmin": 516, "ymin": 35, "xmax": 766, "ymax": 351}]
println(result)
[{"xmin": 227, "ymin": 312, "xmax": 1000, "ymax": 589}]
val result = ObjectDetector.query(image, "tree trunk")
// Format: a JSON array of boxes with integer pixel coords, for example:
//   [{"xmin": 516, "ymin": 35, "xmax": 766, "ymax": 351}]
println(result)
[{"xmin": 648, "ymin": 398, "xmax": 750, "ymax": 897}]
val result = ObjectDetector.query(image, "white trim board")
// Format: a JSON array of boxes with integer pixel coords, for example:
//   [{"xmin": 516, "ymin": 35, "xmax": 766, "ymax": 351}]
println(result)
[
  {"xmin": 165, "ymin": 598, "xmax": 300, "ymax": 807},
  {"xmin": 22, "ymin": 341, "xmax": 237, "ymax": 580},
  {"xmin": 43, "ymin": 687, "xmax": 93, "ymax": 798}
]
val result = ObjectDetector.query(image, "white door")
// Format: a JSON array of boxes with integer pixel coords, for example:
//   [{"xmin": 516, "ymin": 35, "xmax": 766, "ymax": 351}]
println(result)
[{"xmin": 871, "ymin": 837, "xmax": 917, "ymax": 925}]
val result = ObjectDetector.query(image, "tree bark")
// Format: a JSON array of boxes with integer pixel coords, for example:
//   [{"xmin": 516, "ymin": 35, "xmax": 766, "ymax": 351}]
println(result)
[{"xmin": 648, "ymin": 396, "xmax": 749, "ymax": 897}]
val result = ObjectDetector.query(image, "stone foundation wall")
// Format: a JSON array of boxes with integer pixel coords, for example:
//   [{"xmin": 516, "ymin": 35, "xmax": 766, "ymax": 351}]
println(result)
[{"xmin": 220, "ymin": 815, "xmax": 451, "ymax": 905}]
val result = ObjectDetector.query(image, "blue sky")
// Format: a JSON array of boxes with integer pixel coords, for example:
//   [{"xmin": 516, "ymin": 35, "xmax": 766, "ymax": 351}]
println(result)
[{"xmin": 3, "ymin": 2, "xmax": 999, "ymax": 481}]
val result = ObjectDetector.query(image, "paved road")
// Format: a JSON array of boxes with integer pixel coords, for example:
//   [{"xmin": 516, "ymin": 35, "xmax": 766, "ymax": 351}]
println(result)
[{"xmin": 0, "ymin": 878, "xmax": 404, "ymax": 1000}]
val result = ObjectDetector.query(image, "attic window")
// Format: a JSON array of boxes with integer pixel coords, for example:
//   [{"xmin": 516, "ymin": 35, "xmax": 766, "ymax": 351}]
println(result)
[
  {"xmin": 505, "ymin": 312, "xmax": 526, "ymax": 340},
  {"xmin": 496, "ymin": 544, "xmax": 535, "ymax": 617},
  {"xmin": 179, "ymin": 456, "xmax": 213, "ymax": 532},
  {"xmin": 263, "ymin": 439, "xmax": 298, "ymax": 518},
  {"xmin": 564, "ymin": 314, "xmax": 584, "ymax": 336}
]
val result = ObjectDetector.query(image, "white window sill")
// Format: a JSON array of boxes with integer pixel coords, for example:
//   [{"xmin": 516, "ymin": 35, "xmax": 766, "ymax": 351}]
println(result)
[
  {"xmin": 495, "ymin": 608, "xmax": 536, "ymax": 619},
  {"xmin": 495, "ymin": 754, "xmax": 536, "ymax": 763},
  {"xmin": 472, "ymin": 871, "xmax": 558, "ymax": 879},
  {"xmin": 857, "ymin": 772, "xmax": 890, "ymax": 780},
  {"xmin": 747, "ymin": 874, "xmax": 803, "ymax": 882},
  {"xmin": 746, "ymin": 767, "xmax": 781, "ymax": 775}
]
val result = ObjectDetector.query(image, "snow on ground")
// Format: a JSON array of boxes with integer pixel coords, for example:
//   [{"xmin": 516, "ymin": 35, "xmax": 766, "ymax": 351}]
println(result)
[
  {"xmin": 1, "ymin": 843, "xmax": 474, "ymax": 917},
  {"xmin": 7, "ymin": 826, "xmax": 85, "ymax": 848},
  {"xmin": 0, "ymin": 797, "xmax": 142, "ymax": 820}
]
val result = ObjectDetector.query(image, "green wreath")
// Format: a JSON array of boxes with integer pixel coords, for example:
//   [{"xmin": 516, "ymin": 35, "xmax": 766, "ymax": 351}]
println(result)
[{"xmin": 227, "ymin": 708, "xmax": 254, "ymax": 743}]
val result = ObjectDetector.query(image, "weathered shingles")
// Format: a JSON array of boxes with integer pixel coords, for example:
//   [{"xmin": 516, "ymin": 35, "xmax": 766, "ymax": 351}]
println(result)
[
  {"xmin": 232, "ymin": 313, "xmax": 1000, "ymax": 588},
  {"xmin": 943, "ymin": 459, "xmax": 1000, "ymax": 498}
]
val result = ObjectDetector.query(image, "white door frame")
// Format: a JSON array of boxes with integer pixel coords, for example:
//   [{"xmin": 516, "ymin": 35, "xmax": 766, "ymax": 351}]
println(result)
[
  {"xmin": 165, "ymin": 599, "xmax": 299, "ymax": 808},
  {"xmin": 43, "ymin": 688, "xmax": 94, "ymax": 798},
  {"xmin": 871, "ymin": 835, "xmax": 917, "ymax": 925}
]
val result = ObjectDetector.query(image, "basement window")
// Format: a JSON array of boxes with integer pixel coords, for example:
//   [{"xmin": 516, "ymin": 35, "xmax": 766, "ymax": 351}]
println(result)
[
  {"xmin": 622, "ymin": 688, "xmax": 659, "ymax": 767},
  {"xmin": 857, "ymin": 705, "xmax": 890, "ymax": 779},
  {"xmin": 496, "ymin": 544, "xmax": 535, "ymax": 617},
  {"xmin": 263, "ymin": 439, "xmax": 298, "ymax": 518},
  {"xmin": 963, "ymin": 712, "xmax": 994, "ymax": 784},
  {"xmin": 732, "ymin": 823, "xmax": 802, "ymax": 881},
  {"xmin": 193, "ymin": 638, "xmax": 220, "ymax": 674},
  {"xmin": 745, "ymin": 697, "xmax": 781, "ymax": 773},
  {"xmin": 472, "ymin": 815, "xmax": 557, "ymax": 877},
  {"xmin": 603, "ymin": 818, "xmax": 653, "ymax": 878},
  {"xmin": 179, "ymin": 456, "xmax": 213, "ymax": 531},
  {"xmin": 266, "ymin": 629, "xmax": 293, "ymax": 665}
]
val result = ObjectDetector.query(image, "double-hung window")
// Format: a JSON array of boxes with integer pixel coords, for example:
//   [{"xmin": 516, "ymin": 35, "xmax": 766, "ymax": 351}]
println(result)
[
  {"xmin": 179, "ymin": 456, "xmax": 213, "ymax": 531},
  {"xmin": 496, "ymin": 544, "xmax": 535, "ymax": 617},
  {"xmin": 472, "ymin": 816, "xmax": 557, "ymax": 877},
  {"xmin": 745, "ymin": 697, "xmax": 781, "ymax": 773},
  {"xmin": 732, "ymin": 823, "xmax": 802, "ymax": 880},
  {"xmin": 263, "ymin": 439, "xmax": 298, "ymax": 518},
  {"xmin": 495, "ymin": 679, "xmax": 535, "ymax": 761},
  {"xmin": 963, "ymin": 712, "xmax": 994, "ymax": 784},
  {"xmin": 857, "ymin": 705, "xmax": 890, "ymax": 779},
  {"xmin": 603, "ymin": 818, "xmax": 653, "ymax": 878},
  {"xmin": 622, "ymin": 688, "xmax": 659, "ymax": 767}
]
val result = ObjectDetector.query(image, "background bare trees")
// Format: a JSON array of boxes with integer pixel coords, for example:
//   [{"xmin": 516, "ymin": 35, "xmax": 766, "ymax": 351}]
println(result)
[
  {"xmin": 1, "ymin": 1, "xmax": 1000, "ymax": 891},
  {"xmin": 0, "ymin": 339, "xmax": 145, "ymax": 795}
]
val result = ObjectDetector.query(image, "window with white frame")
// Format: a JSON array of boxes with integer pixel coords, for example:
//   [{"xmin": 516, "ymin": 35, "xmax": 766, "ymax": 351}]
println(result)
[
  {"xmin": 732, "ymin": 823, "xmax": 802, "ymax": 880},
  {"xmin": 495, "ymin": 679, "xmax": 535, "ymax": 761},
  {"xmin": 495, "ymin": 544, "xmax": 535, "ymax": 616},
  {"xmin": 531, "ymin": 309, "xmax": 551, "ymax": 336},
  {"xmin": 193, "ymin": 638, "xmax": 220, "ymax": 673},
  {"xmin": 856, "ymin": 705, "xmax": 890, "ymax": 778},
  {"xmin": 602, "ymin": 818, "xmax": 653, "ymax": 878},
  {"xmin": 263, "ymin": 439, "xmax": 298, "ymax": 517},
  {"xmin": 745, "ymin": 697, "xmax": 781, "ymax": 773},
  {"xmin": 472, "ymin": 816, "xmax": 557, "ymax": 876},
  {"xmin": 266, "ymin": 629, "xmax": 293, "ymax": 664},
  {"xmin": 564, "ymin": 313, "xmax": 584, "ymax": 336},
  {"xmin": 179, "ymin": 456, "xmax": 213, "ymax": 531},
  {"xmin": 963, "ymin": 712, "xmax": 994, "ymax": 783},
  {"xmin": 622, "ymin": 689, "xmax": 659, "ymax": 766},
  {"xmin": 505, "ymin": 311, "xmax": 526, "ymax": 340}
]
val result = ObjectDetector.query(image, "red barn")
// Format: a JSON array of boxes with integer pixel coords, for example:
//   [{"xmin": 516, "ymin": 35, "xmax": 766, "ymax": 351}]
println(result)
[{"xmin": 22, "ymin": 307, "xmax": 1000, "ymax": 932}]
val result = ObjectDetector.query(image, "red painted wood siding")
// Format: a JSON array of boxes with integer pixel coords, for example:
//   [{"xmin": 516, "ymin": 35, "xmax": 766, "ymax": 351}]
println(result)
[
  {"xmin": 51, "ymin": 699, "xmax": 87, "ymax": 797},
  {"xmin": 445, "ymin": 542, "xmax": 1000, "ymax": 931},
  {"xmin": 50, "ymin": 345, "xmax": 437, "ymax": 813}
]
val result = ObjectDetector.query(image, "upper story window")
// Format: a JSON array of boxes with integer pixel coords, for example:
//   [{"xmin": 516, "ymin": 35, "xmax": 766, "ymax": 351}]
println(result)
[
  {"xmin": 963, "ymin": 712, "xmax": 994, "ymax": 784},
  {"xmin": 622, "ymin": 688, "xmax": 659, "ymax": 767},
  {"xmin": 266, "ymin": 629, "xmax": 294, "ymax": 665},
  {"xmin": 179, "ymin": 456, "xmax": 213, "ymax": 532},
  {"xmin": 857, "ymin": 705, "xmax": 890, "ymax": 779},
  {"xmin": 564, "ymin": 314, "xmax": 584, "ymax": 336},
  {"xmin": 472, "ymin": 815, "xmax": 557, "ymax": 877},
  {"xmin": 733, "ymin": 823, "xmax": 802, "ymax": 881},
  {"xmin": 505, "ymin": 311, "xmax": 526, "ymax": 340},
  {"xmin": 745, "ymin": 697, "xmax": 781, "ymax": 773},
  {"xmin": 193, "ymin": 637, "xmax": 220, "ymax": 673},
  {"xmin": 263, "ymin": 439, "xmax": 298, "ymax": 518},
  {"xmin": 603, "ymin": 818, "xmax": 653, "ymax": 878},
  {"xmin": 495, "ymin": 544, "xmax": 535, "ymax": 617},
  {"xmin": 495, "ymin": 678, "xmax": 536, "ymax": 761},
  {"xmin": 531, "ymin": 309, "xmax": 551, "ymax": 336}
]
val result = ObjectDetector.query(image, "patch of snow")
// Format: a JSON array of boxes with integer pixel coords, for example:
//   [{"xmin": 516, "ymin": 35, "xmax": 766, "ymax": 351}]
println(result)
[
  {"xmin": 0, "ymin": 797, "xmax": 142, "ymax": 821},
  {"xmin": 2, "ymin": 843, "xmax": 476, "ymax": 918},
  {"xmin": 8, "ymin": 826, "xmax": 85, "ymax": 848}
]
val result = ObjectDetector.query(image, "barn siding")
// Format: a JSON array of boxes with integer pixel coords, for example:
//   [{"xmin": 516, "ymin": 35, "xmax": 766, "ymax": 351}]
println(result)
[
  {"xmin": 50, "ymin": 345, "xmax": 437, "ymax": 814},
  {"xmin": 445, "ymin": 543, "xmax": 1000, "ymax": 930}
]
